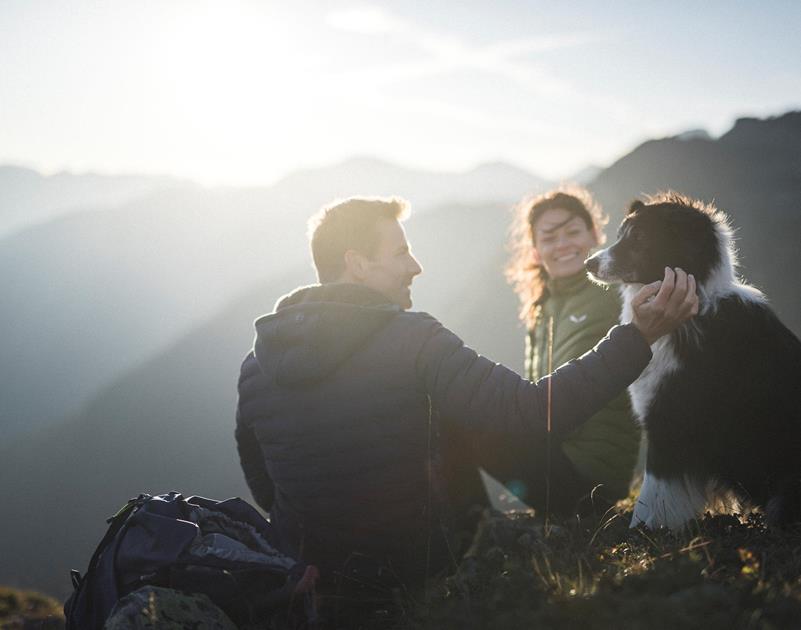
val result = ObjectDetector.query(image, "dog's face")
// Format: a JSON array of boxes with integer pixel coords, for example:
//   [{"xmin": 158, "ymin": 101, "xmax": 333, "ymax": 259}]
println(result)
[{"xmin": 585, "ymin": 198, "xmax": 720, "ymax": 285}]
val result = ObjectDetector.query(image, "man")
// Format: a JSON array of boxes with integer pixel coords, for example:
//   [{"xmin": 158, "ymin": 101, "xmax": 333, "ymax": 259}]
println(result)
[{"xmin": 235, "ymin": 196, "xmax": 698, "ymax": 587}]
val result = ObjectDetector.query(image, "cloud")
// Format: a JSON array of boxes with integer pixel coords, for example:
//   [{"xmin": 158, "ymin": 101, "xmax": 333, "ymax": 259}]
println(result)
[
  {"xmin": 325, "ymin": 5, "xmax": 596, "ymax": 101},
  {"xmin": 360, "ymin": 95, "xmax": 579, "ymax": 139},
  {"xmin": 322, "ymin": 5, "xmax": 635, "ymax": 139},
  {"xmin": 326, "ymin": 6, "xmax": 408, "ymax": 34}
]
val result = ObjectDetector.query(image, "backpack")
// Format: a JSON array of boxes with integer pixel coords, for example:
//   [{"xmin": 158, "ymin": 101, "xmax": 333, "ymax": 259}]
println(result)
[{"xmin": 64, "ymin": 492, "xmax": 318, "ymax": 629}]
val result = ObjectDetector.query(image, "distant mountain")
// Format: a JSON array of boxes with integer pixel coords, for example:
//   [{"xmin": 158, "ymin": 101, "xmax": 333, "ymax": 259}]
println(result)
[
  {"xmin": 565, "ymin": 164, "xmax": 603, "ymax": 185},
  {"xmin": 0, "ymin": 200, "xmax": 523, "ymax": 598},
  {"xmin": 266, "ymin": 156, "xmax": 549, "ymax": 212},
  {"xmin": 0, "ymin": 158, "xmax": 544, "ymax": 442},
  {"xmin": 0, "ymin": 165, "xmax": 191, "ymax": 237},
  {"xmin": 0, "ymin": 187, "xmax": 298, "ymax": 440},
  {"xmin": 589, "ymin": 110, "xmax": 801, "ymax": 334},
  {"xmin": 673, "ymin": 128, "xmax": 713, "ymax": 142}
]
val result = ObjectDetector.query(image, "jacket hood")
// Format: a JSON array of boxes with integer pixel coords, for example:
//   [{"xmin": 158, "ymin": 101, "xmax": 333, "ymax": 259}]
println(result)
[{"xmin": 253, "ymin": 283, "xmax": 401, "ymax": 386}]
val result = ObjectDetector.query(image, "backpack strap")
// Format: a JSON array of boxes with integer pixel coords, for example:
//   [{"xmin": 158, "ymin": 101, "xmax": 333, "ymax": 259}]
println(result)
[
  {"xmin": 88, "ymin": 495, "xmax": 149, "ymax": 579},
  {"xmin": 65, "ymin": 494, "xmax": 150, "ymax": 628}
]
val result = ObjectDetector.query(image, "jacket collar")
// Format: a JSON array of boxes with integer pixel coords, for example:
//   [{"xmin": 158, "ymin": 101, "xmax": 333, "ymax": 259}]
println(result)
[
  {"xmin": 545, "ymin": 271, "xmax": 592, "ymax": 298},
  {"xmin": 274, "ymin": 283, "xmax": 396, "ymax": 311},
  {"xmin": 254, "ymin": 283, "xmax": 400, "ymax": 387}
]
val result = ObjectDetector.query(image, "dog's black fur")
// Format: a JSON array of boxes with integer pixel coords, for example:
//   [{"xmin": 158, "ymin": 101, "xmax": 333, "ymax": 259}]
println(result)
[{"xmin": 586, "ymin": 192, "xmax": 801, "ymax": 529}]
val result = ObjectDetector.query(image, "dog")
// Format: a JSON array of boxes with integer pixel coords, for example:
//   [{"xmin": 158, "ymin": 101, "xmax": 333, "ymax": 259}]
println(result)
[{"xmin": 585, "ymin": 192, "xmax": 801, "ymax": 530}]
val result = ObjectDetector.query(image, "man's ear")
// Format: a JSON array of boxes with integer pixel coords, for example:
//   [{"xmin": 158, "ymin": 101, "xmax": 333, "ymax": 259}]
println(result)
[{"xmin": 343, "ymin": 249, "xmax": 368, "ymax": 280}]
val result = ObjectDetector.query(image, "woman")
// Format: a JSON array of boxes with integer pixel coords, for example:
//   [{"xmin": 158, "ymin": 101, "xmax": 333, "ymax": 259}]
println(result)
[{"xmin": 499, "ymin": 187, "xmax": 640, "ymax": 514}]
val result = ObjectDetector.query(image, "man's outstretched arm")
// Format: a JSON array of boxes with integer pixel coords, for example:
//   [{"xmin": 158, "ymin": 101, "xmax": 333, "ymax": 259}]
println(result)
[{"xmin": 418, "ymin": 268, "xmax": 698, "ymax": 437}]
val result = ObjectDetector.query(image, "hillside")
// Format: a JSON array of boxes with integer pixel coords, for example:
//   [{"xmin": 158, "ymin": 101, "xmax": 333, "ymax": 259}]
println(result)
[
  {"xmin": 0, "ymin": 165, "xmax": 190, "ymax": 237},
  {"xmin": 0, "ymin": 187, "xmax": 297, "ymax": 440}
]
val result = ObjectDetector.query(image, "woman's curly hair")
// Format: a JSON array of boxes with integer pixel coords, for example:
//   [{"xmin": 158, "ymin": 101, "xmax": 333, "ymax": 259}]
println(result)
[{"xmin": 506, "ymin": 186, "xmax": 608, "ymax": 328}]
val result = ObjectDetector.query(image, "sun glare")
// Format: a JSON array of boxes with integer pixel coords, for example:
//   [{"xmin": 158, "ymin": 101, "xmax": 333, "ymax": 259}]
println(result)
[{"xmin": 146, "ymin": 3, "xmax": 324, "ymax": 185}]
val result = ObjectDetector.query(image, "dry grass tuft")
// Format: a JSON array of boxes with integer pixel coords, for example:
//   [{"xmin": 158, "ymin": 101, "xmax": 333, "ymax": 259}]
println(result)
[
  {"xmin": 0, "ymin": 585, "xmax": 64, "ymax": 628},
  {"xmin": 401, "ymin": 502, "xmax": 801, "ymax": 630}
]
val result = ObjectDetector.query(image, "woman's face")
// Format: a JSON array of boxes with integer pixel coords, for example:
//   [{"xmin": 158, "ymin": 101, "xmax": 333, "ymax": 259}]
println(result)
[{"xmin": 532, "ymin": 208, "xmax": 597, "ymax": 279}]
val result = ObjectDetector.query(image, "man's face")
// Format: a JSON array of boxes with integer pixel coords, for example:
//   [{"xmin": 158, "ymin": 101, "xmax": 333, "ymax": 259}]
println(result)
[{"xmin": 361, "ymin": 218, "xmax": 423, "ymax": 309}]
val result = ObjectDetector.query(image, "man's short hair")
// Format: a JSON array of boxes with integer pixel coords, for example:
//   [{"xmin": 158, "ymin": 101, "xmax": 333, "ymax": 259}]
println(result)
[{"xmin": 307, "ymin": 197, "xmax": 411, "ymax": 283}]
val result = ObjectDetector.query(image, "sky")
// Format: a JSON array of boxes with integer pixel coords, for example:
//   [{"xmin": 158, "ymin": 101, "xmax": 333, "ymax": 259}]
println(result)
[{"xmin": 1, "ymin": 0, "xmax": 800, "ymax": 187}]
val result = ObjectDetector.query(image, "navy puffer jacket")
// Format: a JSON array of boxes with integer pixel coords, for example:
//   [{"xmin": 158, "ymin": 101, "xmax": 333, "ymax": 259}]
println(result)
[{"xmin": 235, "ymin": 283, "xmax": 650, "ymax": 581}]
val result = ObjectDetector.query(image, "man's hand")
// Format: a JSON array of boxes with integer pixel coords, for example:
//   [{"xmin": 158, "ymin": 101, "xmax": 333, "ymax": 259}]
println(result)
[{"xmin": 631, "ymin": 267, "xmax": 699, "ymax": 345}]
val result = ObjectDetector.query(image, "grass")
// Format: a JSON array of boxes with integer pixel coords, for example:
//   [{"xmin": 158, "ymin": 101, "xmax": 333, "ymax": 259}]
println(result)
[
  {"xmin": 6, "ymin": 498, "xmax": 801, "ymax": 629},
  {"xmin": 0, "ymin": 585, "xmax": 64, "ymax": 628},
  {"xmin": 401, "ymin": 498, "xmax": 801, "ymax": 630}
]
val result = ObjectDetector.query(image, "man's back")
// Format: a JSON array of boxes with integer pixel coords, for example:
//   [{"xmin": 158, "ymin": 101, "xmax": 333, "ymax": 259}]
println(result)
[{"xmin": 236, "ymin": 283, "xmax": 448, "ymax": 581}]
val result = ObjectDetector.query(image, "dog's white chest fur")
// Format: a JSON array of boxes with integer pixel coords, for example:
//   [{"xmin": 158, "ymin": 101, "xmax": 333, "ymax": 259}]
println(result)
[
  {"xmin": 631, "ymin": 474, "xmax": 742, "ymax": 530},
  {"xmin": 631, "ymin": 474, "xmax": 708, "ymax": 530},
  {"xmin": 620, "ymin": 285, "xmax": 681, "ymax": 424},
  {"xmin": 621, "ymin": 285, "xmax": 699, "ymax": 530}
]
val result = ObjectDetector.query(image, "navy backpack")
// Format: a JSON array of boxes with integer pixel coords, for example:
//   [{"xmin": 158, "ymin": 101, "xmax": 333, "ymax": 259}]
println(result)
[{"xmin": 64, "ymin": 492, "xmax": 318, "ymax": 629}]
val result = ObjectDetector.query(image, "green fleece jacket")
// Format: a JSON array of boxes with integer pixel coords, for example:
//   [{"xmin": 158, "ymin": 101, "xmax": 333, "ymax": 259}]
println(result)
[{"xmin": 526, "ymin": 272, "xmax": 640, "ymax": 500}]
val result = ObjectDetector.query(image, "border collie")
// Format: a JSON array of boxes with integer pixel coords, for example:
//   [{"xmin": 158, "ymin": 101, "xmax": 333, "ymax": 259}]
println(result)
[{"xmin": 585, "ymin": 192, "xmax": 801, "ymax": 530}]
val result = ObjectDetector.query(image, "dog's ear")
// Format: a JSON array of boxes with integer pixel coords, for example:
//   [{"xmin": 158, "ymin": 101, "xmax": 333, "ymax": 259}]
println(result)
[
  {"xmin": 626, "ymin": 200, "xmax": 645, "ymax": 216},
  {"xmin": 668, "ymin": 206, "xmax": 711, "ymax": 236},
  {"xmin": 669, "ymin": 207, "xmax": 718, "ymax": 266}
]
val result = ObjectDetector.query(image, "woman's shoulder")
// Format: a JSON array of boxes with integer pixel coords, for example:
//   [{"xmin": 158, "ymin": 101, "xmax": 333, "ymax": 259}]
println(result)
[{"xmin": 567, "ymin": 278, "xmax": 621, "ymax": 315}]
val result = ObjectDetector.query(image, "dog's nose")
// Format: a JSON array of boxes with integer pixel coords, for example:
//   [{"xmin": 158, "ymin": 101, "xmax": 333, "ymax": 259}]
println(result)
[{"xmin": 585, "ymin": 255, "xmax": 599, "ymax": 274}]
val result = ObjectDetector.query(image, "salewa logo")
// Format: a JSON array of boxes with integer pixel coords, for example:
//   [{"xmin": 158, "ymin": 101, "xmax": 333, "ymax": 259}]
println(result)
[{"xmin": 569, "ymin": 314, "xmax": 588, "ymax": 324}]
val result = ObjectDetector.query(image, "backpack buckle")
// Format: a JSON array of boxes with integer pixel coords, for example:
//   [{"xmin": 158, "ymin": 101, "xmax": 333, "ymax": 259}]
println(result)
[{"xmin": 70, "ymin": 569, "xmax": 82, "ymax": 589}]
